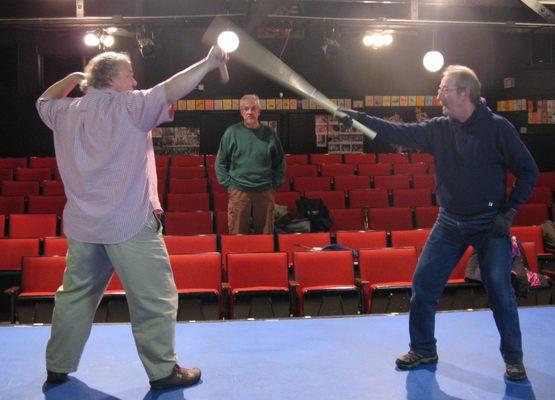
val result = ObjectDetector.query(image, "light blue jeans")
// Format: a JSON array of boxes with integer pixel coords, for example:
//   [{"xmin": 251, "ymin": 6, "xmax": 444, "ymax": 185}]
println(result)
[
  {"xmin": 46, "ymin": 212, "xmax": 179, "ymax": 380},
  {"xmin": 409, "ymin": 208, "xmax": 523, "ymax": 364}
]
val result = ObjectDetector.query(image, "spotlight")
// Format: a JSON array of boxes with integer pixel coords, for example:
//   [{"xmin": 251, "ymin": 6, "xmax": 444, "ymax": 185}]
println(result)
[
  {"xmin": 217, "ymin": 31, "xmax": 240, "ymax": 53},
  {"xmin": 423, "ymin": 50, "xmax": 444, "ymax": 72},
  {"xmin": 100, "ymin": 34, "xmax": 114, "ymax": 48},
  {"xmin": 84, "ymin": 32, "xmax": 100, "ymax": 47},
  {"xmin": 362, "ymin": 31, "xmax": 394, "ymax": 49},
  {"xmin": 137, "ymin": 26, "xmax": 156, "ymax": 59}
]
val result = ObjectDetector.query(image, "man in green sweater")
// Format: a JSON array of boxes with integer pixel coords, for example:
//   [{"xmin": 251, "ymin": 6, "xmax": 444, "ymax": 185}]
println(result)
[{"xmin": 215, "ymin": 94, "xmax": 286, "ymax": 234}]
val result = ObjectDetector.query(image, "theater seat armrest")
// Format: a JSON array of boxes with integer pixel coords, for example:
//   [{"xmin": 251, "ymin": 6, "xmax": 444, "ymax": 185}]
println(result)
[
  {"xmin": 288, "ymin": 280, "xmax": 299, "ymax": 288},
  {"xmin": 355, "ymin": 278, "xmax": 369, "ymax": 287},
  {"xmin": 3, "ymin": 286, "xmax": 20, "ymax": 296}
]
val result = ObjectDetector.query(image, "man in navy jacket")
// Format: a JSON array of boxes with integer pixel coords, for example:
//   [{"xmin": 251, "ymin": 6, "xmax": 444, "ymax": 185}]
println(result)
[{"xmin": 343, "ymin": 65, "xmax": 538, "ymax": 381}]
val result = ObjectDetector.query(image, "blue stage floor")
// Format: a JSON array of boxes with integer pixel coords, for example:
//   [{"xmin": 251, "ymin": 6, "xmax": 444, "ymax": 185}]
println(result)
[{"xmin": 1, "ymin": 307, "xmax": 553, "ymax": 399}]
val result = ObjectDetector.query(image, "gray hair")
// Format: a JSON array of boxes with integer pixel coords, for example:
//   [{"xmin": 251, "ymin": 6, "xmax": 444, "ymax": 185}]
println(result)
[
  {"xmin": 80, "ymin": 51, "xmax": 131, "ymax": 92},
  {"xmin": 240, "ymin": 94, "xmax": 261, "ymax": 108},
  {"xmin": 443, "ymin": 65, "xmax": 481, "ymax": 106}
]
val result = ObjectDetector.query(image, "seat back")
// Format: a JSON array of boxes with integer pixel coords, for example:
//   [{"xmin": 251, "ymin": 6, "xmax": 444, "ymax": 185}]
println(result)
[
  {"xmin": 369, "ymin": 207, "xmax": 413, "ymax": 230},
  {"xmin": 390, "ymin": 229, "xmax": 431, "ymax": 255},
  {"xmin": 358, "ymin": 247, "xmax": 417, "ymax": 283},
  {"xmin": 43, "ymin": 237, "xmax": 69, "ymax": 256},
  {"xmin": 348, "ymin": 189, "xmax": 389, "ymax": 208},
  {"xmin": 335, "ymin": 230, "xmax": 387, "ymax": 250},
  {"xmin": 165, "ymin": 211, "xmax": 213, "ymax": 235},
  {"xmin": 163, "ymin": 235, "xmax": 217, "ymax": 254},
  {"xmin": 8, "ymin": 214, "xmax": 57, "ymax": 238},
  {"xmin": 21, "ymin": 256, "xmax": 65, "ymax": 294},
  {"xmin": 170, "ymin": 253, "xmax": 221, "ymax": 292},
  {"xmin": 293, "ymin": 250, "xmax": 354, "ymax": 288},
  {"xmin": 0, "ymin": 238, "xmax": 40, "ymax": 271},
  {"xmin": 228, "ymin": 252, "xmax": 288, "ymax": 290},
  {"xmin": 277, "ymin": 232, "xmax": 331, "ymax": 264}
]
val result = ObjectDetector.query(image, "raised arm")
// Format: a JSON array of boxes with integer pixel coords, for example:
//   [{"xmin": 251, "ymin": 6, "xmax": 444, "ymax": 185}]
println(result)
[
  {"xmin": 40, "ymin": 72, "xmax": 85, "ymax": 99},
  {"xmin": 163, "ymin": 46, "xmax": 228, "ymax": 103}
]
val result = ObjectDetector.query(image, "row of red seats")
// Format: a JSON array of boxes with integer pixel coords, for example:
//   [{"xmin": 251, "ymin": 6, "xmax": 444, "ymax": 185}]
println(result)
[
  {"xmin": 8, "ymin": 239, "xmax": 542, "ymax": 323},
  {"xmin": 0, "ymin": 203, "xmax": 554, "ymax": 241},
  {"xmin": 1, "ymin": 224, "xmax": 549, "ymax": 273}
]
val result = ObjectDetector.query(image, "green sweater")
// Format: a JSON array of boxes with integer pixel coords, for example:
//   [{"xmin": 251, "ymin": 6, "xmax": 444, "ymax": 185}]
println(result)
[{"xmin": 215, "ymin": 122, "xmax": 286, "ymax": 192}]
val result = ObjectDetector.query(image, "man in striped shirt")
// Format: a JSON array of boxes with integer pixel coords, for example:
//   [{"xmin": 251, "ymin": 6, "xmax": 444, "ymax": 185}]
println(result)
[{"xmin": 36, "ymin": 47, "xmax": 227, "ymax": 390}]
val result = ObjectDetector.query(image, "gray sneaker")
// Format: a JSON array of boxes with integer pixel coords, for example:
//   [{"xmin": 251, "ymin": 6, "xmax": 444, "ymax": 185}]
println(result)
[
  {"xmin": 505, "ymin": 363, "xmax": 527, "ymax": 381},
  {"xmin": 396, "ymin": 350, "xmax": 439, "ymax": 370}
]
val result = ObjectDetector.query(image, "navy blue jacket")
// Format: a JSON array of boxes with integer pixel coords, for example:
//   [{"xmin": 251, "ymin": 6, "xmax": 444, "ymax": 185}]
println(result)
[{"xmin": 353, "ymin": 102, "xmax": 539, "ymax": 216}]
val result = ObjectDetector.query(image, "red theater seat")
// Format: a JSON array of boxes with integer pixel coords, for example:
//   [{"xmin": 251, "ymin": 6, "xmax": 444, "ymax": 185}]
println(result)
[
  {"xmin": 163, "ymin": 235, "xmax": 217, "ymax": 255},
  {"xmin": 392, "ymin": 189, "xmax": 432, "ymax": 208},
  {"xmin": 1, "ymin": 181, "xmax": 40, "ymax": 197},
  {"xmin": 0, "ymin": 196, "xmax": 25, "ymax": 215},
  {"xmin": 310, "ymin": 153, "xmax": 342, "ymax": 166},
  {"xmin": 335, "ymin": 230, "xmax": 388, "ymax": 251},
  {"xmin": 27, "ymin": 195, "xmax": 66, "ymax": 215},
  {"xmin": 320, "ymin": 164, "xmax": 355, "ymax": 177},
  {"xmin": 329, "ymin": 208, "xmax": 366, "ymax": 231},
  {"xmin": 348, "ymin": 189, "xmax": 389, "ymax": 208},
  {"xmin": 373, "ymin": 174, "xmax": 411, "ymax": 191},
  {"xmin": 0, "ymin": 158, "xmax": 27, "ymax": 168},
  {"xmin": 165, "ymin": 211, "xmax": 213, "ymax": 235},
  {"xmin": 29, "ymin": 157, "xmax": 57, "ymax": 170},
  {"xmin": 221, "ymin": 234, "xmax": 275, "ymax": 276},
  {"xmin": 357, "ymin": 163, "xmax": 391, "ymax": 177},
  {"xmin": 285, "ymin": 154, "xmax": 309, "ymax": 165},
  {"xmin": 16, "ymin": 168, "xmax": 51, "ymax": 182},
  {"xmin": 378, "ymin": 153, "xmax": 409, "ymax": 164},
  {"xmin": 513, "ymin": 204, "xmax": 549, "ymax": 226},
  {"xmin": 369, "ymin": 207, "xmax": 413, "ymax": 230},
  {"xmin": 41, "ymin": 180, "xmax": 65, "ymax": 195},
  {"xmin": 169, "ymin": 165, "xmax": 206, "ymax": 179},
  {"xmin": 43, "ymin": 237, "xmax": 69, "ymax": 256},
  {"xmin": 305, "ymin": 190, "xmax": 345, "ymax": 209},
  {"xmin": 277, "ymin": 232, "xmax": 331, "ymax": 265},
  {"xmin": 293, "ymin": 176, "xmax": 331, "ymax": 192},
  {"xmin": 344, "ymin": 153, "xmax": 376, "ymax": 165},
  {"xmin": 393, "ymin": 162, "xmax": 427, "ymax": 175},
  {"xmin": 412, "ymin": 174, "xmax": 436, "ymax": 190},
  {"xmin": 0, "ymin": 238, "xmax": 40, "ymax": 271},
  {"xmin": 168, "ymin": 178, "xmax": 208, "ymax": 193},
  {"xmin": 415, "ymin": 206, "xmax": 439, "ymax": 228},
  {"xmin": 167, "ymin": 193, "xmax": 210, "ymax": 211},
  {"xmin": 390, "ymin": 229, "xmax": 431, "ymax": 255},
  {"xmin": 411, "ymin": 153, "xmax": 434, "ymax": 164},
  {"xmin": 292, "ymin": 250, "xmax": 358, "ymax": 316},
  {"xmin": 358, "ymin": 247, "xmax": 417, "ymax": 313},
  {"xmin": 333, "ymin": 175, "xmax": 371, "ymax": 192},
  {"xmin": 286, "ymin": 164, "xmax": 318, "ymax": 177},
  {"xmin": 171, "ymin": 155, "xmax": 205, "ymax": 167},
  {"xmin": 227, "ymin": 252, "xmax": 290, "ymax": 318},
  {"xmin": 170, "ymin": 253, "xmax": 222, "ymax": 320},
  {"xmin": 8, "ymin": 214, "xmax": 57, "ymax": 238}
]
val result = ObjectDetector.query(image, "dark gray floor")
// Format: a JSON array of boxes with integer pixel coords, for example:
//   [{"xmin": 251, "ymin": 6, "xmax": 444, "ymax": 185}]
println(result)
[{"xmin": 1, "ymin": 307, "xmax": 552, "ymax": 399}]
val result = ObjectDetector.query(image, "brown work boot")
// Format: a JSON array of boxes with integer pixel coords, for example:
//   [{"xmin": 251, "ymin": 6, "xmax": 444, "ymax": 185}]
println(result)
[
  {"xmin": 396, "ymin": 350, "xmax": 438, "ymax": 370},
  {"xmin": 505, "ymin": 363, "xmax": 527, "ymax": 381},
  {"xmin": 149, "ymin": 364, "xmax": 201, "ymax": 390}
]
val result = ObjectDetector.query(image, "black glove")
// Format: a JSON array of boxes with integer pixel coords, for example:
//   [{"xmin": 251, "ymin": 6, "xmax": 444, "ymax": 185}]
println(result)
[
  {"xmin": 490, "ymin": 207, "xmax": 516, "ymax": 236},
  {"xmin": 336, "ymin": 108, "xmax": 363, "ymax": 128}
]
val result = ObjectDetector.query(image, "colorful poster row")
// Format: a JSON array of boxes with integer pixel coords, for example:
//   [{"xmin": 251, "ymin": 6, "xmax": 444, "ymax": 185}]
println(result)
[
  {"xmin": 497, "ymin": 99, "xmax": 555, "ymax": 124},
  {"xmin": 173, "ymin": 95, "xmax": 441, "ymax": 111}
]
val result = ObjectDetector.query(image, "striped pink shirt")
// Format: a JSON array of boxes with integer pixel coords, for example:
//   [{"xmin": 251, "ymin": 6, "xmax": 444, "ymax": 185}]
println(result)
[{"xmin": 36, "ymin": 83, "xmax": 173, "ymax": 244}]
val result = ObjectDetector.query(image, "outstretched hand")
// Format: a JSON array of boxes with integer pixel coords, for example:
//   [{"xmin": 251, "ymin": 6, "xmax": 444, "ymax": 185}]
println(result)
[
  {"xmin": 335, "ymin": 108, "xmax": 362, "ymax": 128},
  {"xmin": 207, "ymin": 46, "xmax": 229, "ymax": 70}
]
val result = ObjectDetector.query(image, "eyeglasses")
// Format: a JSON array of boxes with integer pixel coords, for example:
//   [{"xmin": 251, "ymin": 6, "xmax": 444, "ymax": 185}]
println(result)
[{"xmin": 437, "ymin": 86, "xmax": 458, "ymax": 95}]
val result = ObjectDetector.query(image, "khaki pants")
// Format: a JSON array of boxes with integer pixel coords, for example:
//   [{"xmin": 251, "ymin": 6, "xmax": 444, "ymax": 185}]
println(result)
[
  {"xmin": 46, "ymin": 212, "xmax": 178, "ymax": 381},
  {"xmin": 228, "ymin": 187, "xmax": 275, "ymax": 234}
]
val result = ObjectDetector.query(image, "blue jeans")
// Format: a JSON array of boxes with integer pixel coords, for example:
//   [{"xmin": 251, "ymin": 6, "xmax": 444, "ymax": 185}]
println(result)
[{"xmin": 409, "ymin": 208, "xmax": 523, "ymax": 364}]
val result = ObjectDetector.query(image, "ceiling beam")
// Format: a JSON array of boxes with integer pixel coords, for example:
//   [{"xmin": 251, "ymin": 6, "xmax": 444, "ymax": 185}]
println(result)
[{"xmin": 520, "ymin": 0, "xmax": 555, "ymax": 23}]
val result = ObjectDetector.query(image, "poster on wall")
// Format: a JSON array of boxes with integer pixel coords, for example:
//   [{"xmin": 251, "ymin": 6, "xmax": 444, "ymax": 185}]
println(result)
[
  {"xmin": 152, "ymin": 127, "xmax": 200, "ymax": 156},
  {"xmin": 314, "ymin": 115, "xmax": 363, "ymax": 153}
]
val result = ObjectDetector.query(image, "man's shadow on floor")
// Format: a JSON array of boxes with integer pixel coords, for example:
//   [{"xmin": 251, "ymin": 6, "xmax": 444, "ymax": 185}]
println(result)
[
  {"xmin": 42, "ymin": 377, "xmax": 198, "ymax": 400},
  {"xmin": 403, "ymin": 363, "xmax": 536, "ymax": 400}
]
